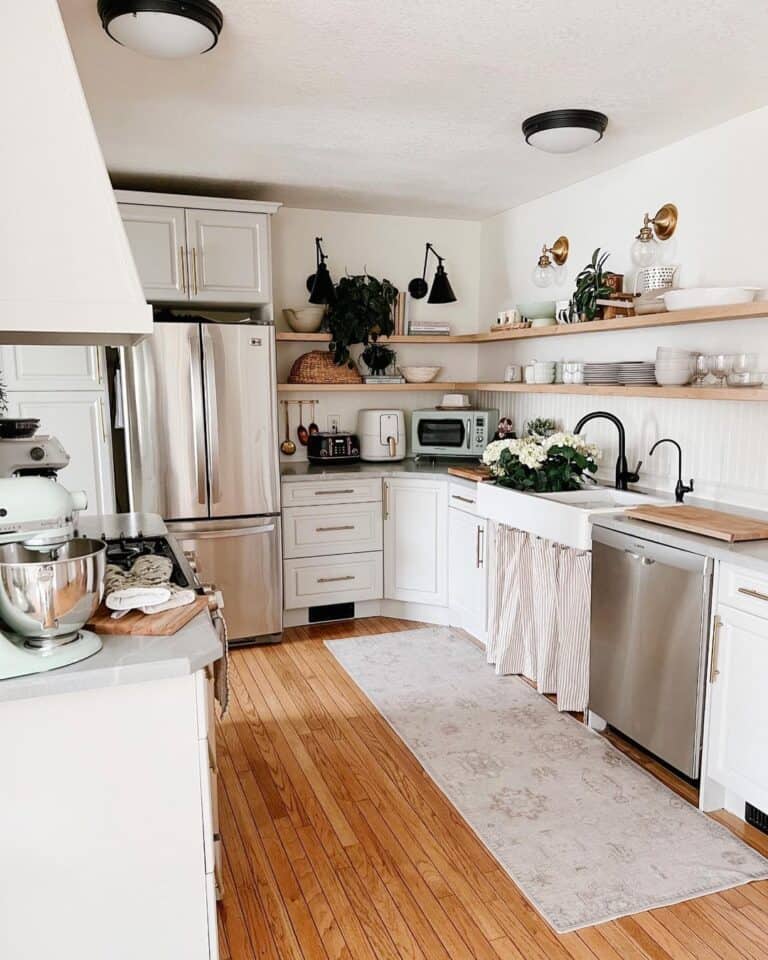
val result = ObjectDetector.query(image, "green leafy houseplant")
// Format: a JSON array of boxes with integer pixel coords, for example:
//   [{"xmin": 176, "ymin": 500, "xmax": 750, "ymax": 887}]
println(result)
[
  {"xmin": 482, "ymin": 433, "xmax": 600, "ymax": 493},
  {"xmin": 572, "ymin": 248, "xmax": 612, "ymax": 321},
  {"xmin": 361, "ymin": 342, "xmax": 397, "ymax": 375},
  {"xmin": 525, "ymin": 417, "xmax": 557, "ymax": 438},
  {"xmin": 322, "ymin": 274, "xmax": 399, "ymax": 366}
]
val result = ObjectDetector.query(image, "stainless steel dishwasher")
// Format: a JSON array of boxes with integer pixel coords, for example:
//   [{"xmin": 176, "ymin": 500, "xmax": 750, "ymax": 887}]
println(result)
[{"xmin": 590, "ymin": 524, "xmax": 713, "ymax": 778}]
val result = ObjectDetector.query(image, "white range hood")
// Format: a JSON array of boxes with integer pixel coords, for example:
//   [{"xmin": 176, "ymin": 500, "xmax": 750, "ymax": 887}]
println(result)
[{"xmin": 0, "ymin": 2, "xmax": 152, "ymax": 345}]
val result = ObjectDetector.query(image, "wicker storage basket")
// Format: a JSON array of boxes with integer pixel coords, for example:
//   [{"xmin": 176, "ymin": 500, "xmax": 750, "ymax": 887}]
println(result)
[{"xmin": 288, "ymin": 350, "xmax": 363, "ymax": 384}]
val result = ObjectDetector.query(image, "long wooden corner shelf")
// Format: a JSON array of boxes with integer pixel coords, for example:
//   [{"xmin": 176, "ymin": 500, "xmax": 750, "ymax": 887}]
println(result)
[
  {"xmin": 276, "ymin": 301, "xmax": 768, "ymax": 345},
  {"xmin": 277, "ymin": 381, "xmax": 767, "ymax": 401}
]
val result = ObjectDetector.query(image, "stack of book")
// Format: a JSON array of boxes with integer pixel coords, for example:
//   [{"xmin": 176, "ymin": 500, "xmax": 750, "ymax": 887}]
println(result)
[
  {"xmin": 363, "ymin": 374, "xmax": 406, "ymax": 384},
  {"xmin": 391, "ymin": 291, "xmax": 408, "ymax": 336},
  {"xmin": 407, "ymin": 318, "xmax": 451, "ymax": 336}
]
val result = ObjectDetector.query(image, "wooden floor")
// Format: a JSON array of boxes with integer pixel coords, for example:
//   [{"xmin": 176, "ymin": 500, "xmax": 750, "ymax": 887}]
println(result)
[{"xmin": 216, "ymin": 616, "xmax": 768, "ymax": 960}]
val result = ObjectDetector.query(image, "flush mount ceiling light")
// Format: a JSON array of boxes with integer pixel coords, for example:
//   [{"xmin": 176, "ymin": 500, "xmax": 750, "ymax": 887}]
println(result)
[
  {"xmin": 630, "ymin": 203, "xmax": 679, "ymax": 267},
  {"xmin": 408, "ymin": 244, "xmax": 457, "ymax": 304},
  {"xmin": 522, "ymin": 109, "xmax": 608, "ymax": 154},
  {"xmin": 97, "ymin": 1, "xmax": 224, "ymax": 58},
  {"xmin": 532, "ymin": 235, "xmax": 569, "ymax": 288}
]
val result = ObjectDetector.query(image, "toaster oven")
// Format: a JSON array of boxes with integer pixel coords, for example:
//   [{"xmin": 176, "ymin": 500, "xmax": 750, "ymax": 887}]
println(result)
[{"xmin": 411, "ymin": 408, "xmax": 498, "ymax": 458}]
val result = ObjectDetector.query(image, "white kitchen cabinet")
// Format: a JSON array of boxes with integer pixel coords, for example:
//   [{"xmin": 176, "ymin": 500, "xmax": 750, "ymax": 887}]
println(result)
[
  {"xmin": 186, "ymin": 209, "xmax": 270, "ymax": 304},
  {"xmin": 448, "ymin": 505, "xmax": 488, "ymax": 642},
  {"xmin": 118, "ymin": 203, "xmax": 186, "ymax": 302},
  {"xmin": 0, "ymin": 344, "xmax": 103, "ymax": 390},
  {"xmin": 384, "ymin": 477, "xmax": 447, "ymax": 606},
  {"xmin": 5, "ymin": 391, "xmax": 115, "ymax": 515},
  {"xmin": 705, "ymin": 590, "xmax": 768, "ymax": 815}
]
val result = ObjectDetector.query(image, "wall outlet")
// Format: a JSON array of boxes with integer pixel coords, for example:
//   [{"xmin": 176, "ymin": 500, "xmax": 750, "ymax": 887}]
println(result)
[{"xmin": 327, "ymin": 414, "xmax": 341, "ymax": 434}]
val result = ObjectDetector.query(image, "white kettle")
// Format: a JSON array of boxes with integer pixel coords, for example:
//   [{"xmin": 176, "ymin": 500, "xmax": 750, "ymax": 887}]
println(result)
[{"xmin": 357, "ymin": 409, "xmax": 406, "ymax": 461}]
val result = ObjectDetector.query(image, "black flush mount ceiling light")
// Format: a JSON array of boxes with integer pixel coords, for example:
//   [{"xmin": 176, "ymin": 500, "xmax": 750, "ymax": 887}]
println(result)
[
  {"xmin": 408, "ymin": 243, "xmax": 457, "ymax": 304},
  {"xmin": 305, "ymin": 237, "xmax": 335, "ymax": 305},
  {"xmin": 97, "ymin": 1, "xmax": 224, "ymax": 58},
  {"xmin": 522, "ymin": 109, "xmax": 608, "ymax": 154}
]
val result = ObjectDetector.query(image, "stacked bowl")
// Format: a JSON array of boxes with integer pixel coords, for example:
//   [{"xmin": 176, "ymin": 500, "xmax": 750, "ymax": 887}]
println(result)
[{"xmin": 655, "ymin": 347, "xmax": 694, "ymax": 386}]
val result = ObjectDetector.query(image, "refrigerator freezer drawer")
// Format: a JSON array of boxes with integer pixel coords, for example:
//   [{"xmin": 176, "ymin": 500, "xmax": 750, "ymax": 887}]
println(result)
[
  {"xmin": 169, "ymin": 518, "xmax": 282, "ymax": 641},
  {"xmin": 284, "ymin": 551, "xmax": 383, "ymax": 609}
]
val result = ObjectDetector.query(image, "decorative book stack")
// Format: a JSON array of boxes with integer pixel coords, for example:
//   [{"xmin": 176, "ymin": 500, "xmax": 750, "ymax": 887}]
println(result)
[{"xmin": 408, "ymin": 318, "xmax": 451, "ymax": 336}]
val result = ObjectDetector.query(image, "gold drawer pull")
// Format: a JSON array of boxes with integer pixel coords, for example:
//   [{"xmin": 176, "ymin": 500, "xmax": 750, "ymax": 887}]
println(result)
[
  {"xmin": 316, "ymin": 525, "xmax": 355, "ymax": 532},
  {"xmin": 709, "ymin": 615, "xmax": 722, "ymax": 683},
  {"xmin": 314, "ymin": 489, "xmax": 355, "ymax": 495},
  {"xmin": 452, "ymin": 494, "xmax": 475, "ymax": 504},
  {"xmin": 738, "ymin": 586, "xmax": 768, "ymax": 603},
  {"xmin": 317, "ymin": 574, "xmax": 355, "ymax": 584}
]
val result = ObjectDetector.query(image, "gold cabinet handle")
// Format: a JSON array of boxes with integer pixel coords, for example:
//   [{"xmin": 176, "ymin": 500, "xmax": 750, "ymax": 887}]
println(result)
[
  {"xmin": 738, "ymin": 586, "xmax": 768, "ymax": 603},
  {"xmin": 191, "ymin": 247, "xmax": 199, "ymax": 295},
  {"xmin": 476, "ymin": 524, "xmax": 484, "ymax": 569},
  {"xmin": 383, "ymin": 481, "xmax": 389, "ymax": 520},
  {"xmin": 179, "ymin": 245, "xmax": 188, "ymax": 294},
  {"xmin": 98, "ymin": 398, "xmax": 108, "ymax": 444},
  {"xmin": 452, "ymin": 494, "xmax": 475, "ymax": 504},
  {"xmin": 709, "ymin": 615, "xmax": 722, "ymax": 684},
  {"xmin": 317, "ymin": 575, "xmax": 355, "ymax": 584},
  {"xmin": 95, "ymin": 348, "xmax": 103, "ymax": 385},
  {"xmin": 316, "ymin": 525, "xmax": 355, "ymax": 532},
  {"xmin": 314, "ymin": 488, "xmax": 355, "ymax": 496}
]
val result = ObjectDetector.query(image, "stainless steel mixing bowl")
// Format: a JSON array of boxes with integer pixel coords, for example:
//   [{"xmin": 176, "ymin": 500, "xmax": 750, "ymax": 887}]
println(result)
[{"xmin": 0, "ymin": 538, "xmax": 106, "ymax": 646}]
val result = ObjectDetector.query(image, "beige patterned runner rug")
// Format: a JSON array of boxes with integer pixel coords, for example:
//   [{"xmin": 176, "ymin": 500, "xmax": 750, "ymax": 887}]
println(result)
[{"xmin": 326, "ymin": 626, "xmax": 768, "ymax": 932}]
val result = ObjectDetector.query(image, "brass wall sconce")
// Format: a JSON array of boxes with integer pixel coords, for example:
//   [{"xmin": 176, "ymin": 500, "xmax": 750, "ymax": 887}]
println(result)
[
  {"xmin": 631, "ymin": 203, "xmax": 678, "ymax": 267},
  {"xmin": 532, "ymin": 235, "xmax": 569, "ymax": 287}
]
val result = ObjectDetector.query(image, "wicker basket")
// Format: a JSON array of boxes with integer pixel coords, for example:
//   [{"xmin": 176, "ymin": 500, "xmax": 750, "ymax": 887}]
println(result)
[{"xmin": 287, "ymin": 350, "xmax": 363, "ymax": 384}]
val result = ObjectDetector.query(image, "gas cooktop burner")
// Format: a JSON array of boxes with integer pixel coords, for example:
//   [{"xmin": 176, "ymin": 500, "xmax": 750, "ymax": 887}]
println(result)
[{"xmin": 104, "ymin": 536, "xmax": 195, "ymax": 589}]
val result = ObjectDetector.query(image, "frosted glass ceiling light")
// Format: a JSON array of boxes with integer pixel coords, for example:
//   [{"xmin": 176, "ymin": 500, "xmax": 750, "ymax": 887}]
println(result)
[
  {"xmin": 630, "ymin": 203, "xmax": 678, "ymax": 267},
  {"xmin": 532, "ymin": 236, "xmax": 569, "ymax": 288},
  {"xmin": 98, "ymin": 1, "xmax": 224, "ymax": 58},
  {"xmin": 522, "ymin": 110, "xmax": 608, "ymax": 154}
]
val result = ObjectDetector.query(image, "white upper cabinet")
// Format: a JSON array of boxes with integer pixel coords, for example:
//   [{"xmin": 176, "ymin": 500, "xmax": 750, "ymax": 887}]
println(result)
[
  {"xmin": 116, "ymin": 192, "xmax": 279, "ymax": 308},
  {"xmin": 186, "ymin": 209, "xmax": 270, "ymax": 304},
  {"xmin": 1, "ymin": 345, "xmax": 102, "ymax": 391},
  {"xmin": 384, "ymin": 478, "xmax": 447, "ymax": 606},
  {"xmin": 118, "ymin": 204, "xmax": 186, "ymax": 303}
]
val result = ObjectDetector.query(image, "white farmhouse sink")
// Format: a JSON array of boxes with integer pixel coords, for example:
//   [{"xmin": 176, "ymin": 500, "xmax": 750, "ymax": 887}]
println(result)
[{"xmin": 476, "ymin": 482, "xmax": 668, "ymax": 550}]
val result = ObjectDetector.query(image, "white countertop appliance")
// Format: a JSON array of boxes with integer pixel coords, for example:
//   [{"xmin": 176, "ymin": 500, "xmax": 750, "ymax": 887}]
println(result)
[
  {"xmin": 358, "ymin": 409, "xmax": 406, "ymax": 461},
  {"xmin": 411, "ymin": 407, "xmax": 499, "ymax": 458}
]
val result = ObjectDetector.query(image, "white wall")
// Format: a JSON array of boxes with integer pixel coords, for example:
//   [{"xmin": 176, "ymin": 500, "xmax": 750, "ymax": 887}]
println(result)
[
  {"xmin": 272, "ymin": 207, "xmax": 481, "ymax": 459},
  {"xmin": 476, "ymin": 106, "xmax": 768, "ymax": 507}
]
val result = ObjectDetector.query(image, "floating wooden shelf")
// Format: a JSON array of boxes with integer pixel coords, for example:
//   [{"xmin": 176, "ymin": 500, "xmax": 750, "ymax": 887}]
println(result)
[
  {"xmin": 276, "ymin": 301, "xmax": 768, "ymax": 345},
  {"xmin": 277, "ymin": 381, "xmax": 767, "ymax": 401}
]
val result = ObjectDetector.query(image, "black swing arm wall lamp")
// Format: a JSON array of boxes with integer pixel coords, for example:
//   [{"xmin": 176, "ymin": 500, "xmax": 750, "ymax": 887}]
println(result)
[
  {"xmin": 305, "ymin": 237, "xmax": 335, "ymax": 304},
  {"xmin": 408, "ymin": 243, "xmax": 457, "ymax": 304}
]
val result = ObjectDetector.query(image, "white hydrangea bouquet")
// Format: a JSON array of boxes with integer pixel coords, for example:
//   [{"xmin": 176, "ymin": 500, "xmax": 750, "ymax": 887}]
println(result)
[{"xmin": 482, "ymin": 432, "xmax": 600, "ymax": 492}]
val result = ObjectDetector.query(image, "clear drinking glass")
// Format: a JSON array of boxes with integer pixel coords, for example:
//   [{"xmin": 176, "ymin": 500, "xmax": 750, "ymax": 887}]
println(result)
[
  {"xmin": 692, "ymin": 354, "xmax": 709, "ymax": 386},
  {"xmin": 732, "ymin": 353, "xmax": 758, "ymax": 373},
  {"xmin": 708, "ymin": 354, "xmax": 734, "ymax": 387}
]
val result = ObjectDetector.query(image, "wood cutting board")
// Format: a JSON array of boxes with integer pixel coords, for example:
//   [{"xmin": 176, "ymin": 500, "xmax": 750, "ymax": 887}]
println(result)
[
  {"xmin": 87, "ymin": 595, "xmax": 209, "ymax": 636},
  {"xmin": 626, "ymin": 504, "xmax": 768, "ymax": 543},
  {"xmin": 447, "ymin": 465, "xmax": 492, "ymax": 483}
]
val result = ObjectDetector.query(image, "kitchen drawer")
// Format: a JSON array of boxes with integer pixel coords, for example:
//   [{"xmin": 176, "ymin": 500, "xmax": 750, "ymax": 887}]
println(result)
[
  {"xmin": 284, "ymin": 551, "xmax": 383, "ymax": 609},
  {"xmin": 281, "ymin": 477, "xmax": 381, "ymax": 507},
  {"xmin": 283, "ymin": 502, "xmax": 382, "ymax": 559},
  {"xmin": 448, "ymin": 481, "xmax": 478, "ymax": 515},
  {"xmin": 719, "ymin": 562, "xmax": 768, "ymax": 620}
]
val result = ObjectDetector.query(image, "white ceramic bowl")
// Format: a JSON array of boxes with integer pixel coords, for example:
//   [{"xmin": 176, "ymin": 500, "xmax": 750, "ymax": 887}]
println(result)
[
  {"xmin": 283, "ymin": 306, "xmax": 325, "ymax": 333},
  {"xmin": 662, "ymin": 287, "xmax": 756, "ymax": 311},
  {"xmin": 401, "ymin": 364, "xmax": 442, "ymax": 383}
]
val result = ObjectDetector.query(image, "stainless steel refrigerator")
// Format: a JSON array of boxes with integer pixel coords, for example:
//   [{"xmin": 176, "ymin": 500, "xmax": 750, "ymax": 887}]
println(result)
[{"xmin": 122, "ymin": 317, "xmax": 282, "ymax": 644}]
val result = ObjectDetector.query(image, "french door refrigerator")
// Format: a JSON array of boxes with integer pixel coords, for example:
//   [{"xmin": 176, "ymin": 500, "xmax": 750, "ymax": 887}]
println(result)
[{"xmin": 123, "ymin": 317, "xmax": 282, "ymax": 644}]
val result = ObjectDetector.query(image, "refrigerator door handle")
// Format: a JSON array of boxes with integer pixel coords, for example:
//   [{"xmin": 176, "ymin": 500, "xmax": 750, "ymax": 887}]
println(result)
[
  {"xmin": 202, "ymin": 326, "xmax": 222, "ymax": 505},
  {"xmin": 189, "ymin": 327, "xmax": 207, "ymax": 506}
]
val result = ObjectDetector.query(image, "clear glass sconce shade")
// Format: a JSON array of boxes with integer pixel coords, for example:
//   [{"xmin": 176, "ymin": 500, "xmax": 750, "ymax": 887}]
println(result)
[
  {"xmin": 631, "ymin": 236, "xmax": 659, "ymax": 268},
  {"xmin": 532, "ymin": 264, "xmax": 554, "ymax": 288}
]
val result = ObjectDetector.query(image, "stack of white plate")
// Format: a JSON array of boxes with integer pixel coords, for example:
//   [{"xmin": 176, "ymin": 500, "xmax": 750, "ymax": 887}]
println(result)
[
  {"xmin": 583, "ymin": 362, "xmax": 620, "ymax": 385},
  {"xmin": 618, "ymin": 361, "xmax": 657, "ymax": 385},
  {"xmin": 655, "ymin": 348, "xmax": 694, "ymax": 386}
]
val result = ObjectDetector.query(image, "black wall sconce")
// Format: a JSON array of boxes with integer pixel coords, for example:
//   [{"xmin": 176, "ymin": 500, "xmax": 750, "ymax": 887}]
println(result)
[
  {"xmin": 408, "ymin": 243, "xmax": 457, "ymax": 303},
  {"xmin": 305, "ymin": 237, "xmax": 335, "ymax": 304}
]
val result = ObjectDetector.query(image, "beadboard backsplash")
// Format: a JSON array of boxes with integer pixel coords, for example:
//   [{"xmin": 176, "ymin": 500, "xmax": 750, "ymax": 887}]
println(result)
[{"xmin": 475, "ymin": 390, "xmax": 768, "ymax": 510}]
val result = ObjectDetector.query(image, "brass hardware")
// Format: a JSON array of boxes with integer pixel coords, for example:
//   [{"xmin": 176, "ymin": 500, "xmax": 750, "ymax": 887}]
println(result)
[
  {"xmin": 452, "ymin": 494, "xmax": 475, "ymax": 504},
  {"xmin": 709, "ymin": 615, "xmax": 722, "ymax": 683},
  {"xmin": 179, "ymin": 245, "xmax": 188, "ymax": 293},
  {"xmin": 316, "ymin": 525, "xmax": 355, "ymax": 532},
  {"xmin": 94, "ymin": 348, "xmax": 103, "ymax": 384},
  {"xmin": 475, "ymin": 525, "xmax": 482, "ymax": 569},
  {"xmin": 636, "ymin": 203, "xmax": 678, "ymax": 243},
  {"xmin": 98, "ymin": 398, "xmax": 107, "ymax": 443},
  {"xmin": 387, "ymin": 435, "xmax": 397, "ymax": 458},
  {"xmin": 191, "ymin": 247, "xmax": 199, "ymax": 294},
  {"xmin": 314, "ymin": 488, "xmax": 355, "ymax": 496},
  {"xmin": 317, "ymin": 575, "xmax": 355, "ymax": 584},
  {"xmin": 738, "ymin": 586, "xmax": 768, "ymax": 603},
  {"xmin": 383, "ymin": 481, "xmax": 389, "ymax": 520},
  {"xmin": 537, "ymin": 235, "xmax": 570, "ymax": 269}
]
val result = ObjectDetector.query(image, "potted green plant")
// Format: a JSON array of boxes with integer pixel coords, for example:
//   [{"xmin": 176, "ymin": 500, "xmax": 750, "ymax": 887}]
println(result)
[
  {"xmin": 525, "ymin": 417, "xmax": 557, "ymax": 439},
  {"xmin": 572, "ymin": 248, "xmax": 612, "ymax": 322},
  {"xmin": 482, "ymin": 432, "xmax": 600, "ymax": 492},
  {"xmin": 361, "ymin": 342, "xmax": 397, "ymax": 376},
  {"xmin": 323, "ymin": 274, "xmax": 399, "ymax": 366}
]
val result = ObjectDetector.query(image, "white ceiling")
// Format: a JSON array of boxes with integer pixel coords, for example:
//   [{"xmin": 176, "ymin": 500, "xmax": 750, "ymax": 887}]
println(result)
[{"xmin": 60, "ymin": 0, "xmax": 768, "ymax": 220}]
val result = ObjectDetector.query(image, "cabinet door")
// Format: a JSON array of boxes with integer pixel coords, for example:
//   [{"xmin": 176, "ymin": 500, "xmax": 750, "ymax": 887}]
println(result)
[
  {"xmin": 707, "ymin": 605, "xmax": 768, "ymax": 811},
  {"xmin": 185, "ymin": 209, "xmax": 270, "ymax": 304},
  {"xmin": 384, "ymin": 478, "xmax": 447, "ymax": 605},
  {"xmin": 118, "ymin": 203, "xmax": 187, "ymax": 302},
  {"xmin": 448, "ymin": 507, "xmax": 487, "ymax": 641},
  {"xmin": 1, "ymin": 345, "xmax": 103, "ymax": 391},
  {"xmin": 6, "ymin": 392, "xmax": 115, "ymax": 516}
]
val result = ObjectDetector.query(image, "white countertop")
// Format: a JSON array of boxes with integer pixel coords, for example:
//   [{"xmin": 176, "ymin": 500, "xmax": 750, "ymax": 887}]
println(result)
[
  {"xmin": 0, "ymin": 611, "xmax": 222, "ymax": 704},
  {"xmin": 280, "ymin": 457, "xmax": 481, "ymax": 483}
]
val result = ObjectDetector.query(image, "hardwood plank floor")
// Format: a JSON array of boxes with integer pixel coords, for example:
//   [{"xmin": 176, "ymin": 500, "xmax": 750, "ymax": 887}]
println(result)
[{"xmin": 216, "ymin": 616, "xmax": 768, "ymax": 960}]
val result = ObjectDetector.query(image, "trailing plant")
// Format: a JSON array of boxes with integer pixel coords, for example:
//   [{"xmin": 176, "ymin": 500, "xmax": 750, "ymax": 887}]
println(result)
[
  {"xmin": 361, "ymin": 342, "xmax": 397, "ymax": 375},
  {"xmin": 322, "ymin": 274, "xmax": 398, "ymax": 366},
  {"xmin": 482, "ymin": 433, "xmax": 600, "ymax": 493},
  {"xmin": 572, "ymin": 248, "xmax": 612, "ymax": 321}
]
